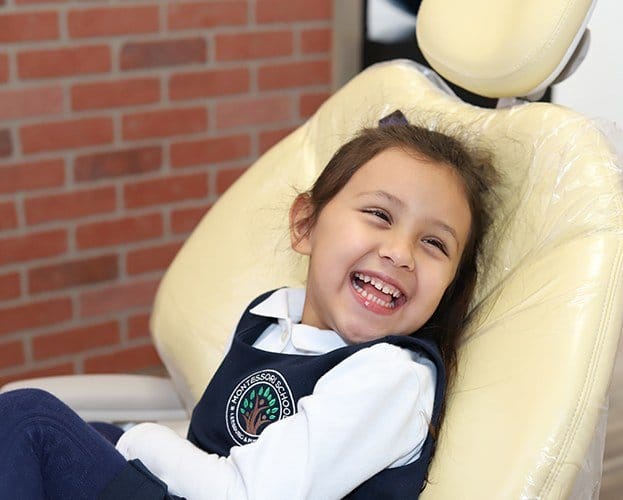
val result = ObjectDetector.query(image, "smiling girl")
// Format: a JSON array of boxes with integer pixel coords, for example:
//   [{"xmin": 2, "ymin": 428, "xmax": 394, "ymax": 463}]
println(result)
[{"xmin": 0, "ymin": 111, "xmax": 498, "ymax": 499}]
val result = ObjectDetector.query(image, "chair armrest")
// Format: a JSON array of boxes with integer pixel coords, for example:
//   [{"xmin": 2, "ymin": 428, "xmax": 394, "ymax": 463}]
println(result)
[{"xmin": 0, "ymin": 374, "xmax": 189, "ymax": 423}]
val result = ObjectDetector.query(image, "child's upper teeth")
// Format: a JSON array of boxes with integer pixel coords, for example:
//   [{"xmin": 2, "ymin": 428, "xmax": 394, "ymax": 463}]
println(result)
[{"xmin": 354, "ymin": 272, "xmax": 402, "ymax": 298}]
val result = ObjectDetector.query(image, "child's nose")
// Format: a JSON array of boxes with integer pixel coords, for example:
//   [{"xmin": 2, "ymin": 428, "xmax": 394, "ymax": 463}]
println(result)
[{"xmin": 378, "ymin": 234, "xmax": 415, "ymax": 271}]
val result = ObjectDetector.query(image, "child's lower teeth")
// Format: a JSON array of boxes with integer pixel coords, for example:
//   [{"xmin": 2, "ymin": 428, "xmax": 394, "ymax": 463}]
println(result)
[{"xmin": 352, "ymin": 279, "xmax": 395, "ymax": 308}]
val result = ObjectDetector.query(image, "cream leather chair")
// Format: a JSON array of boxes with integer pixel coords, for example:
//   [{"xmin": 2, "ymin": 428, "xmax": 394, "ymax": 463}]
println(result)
[{"xmin": 3, "ymin": 0, "xmax": 622, "ymax": 498}]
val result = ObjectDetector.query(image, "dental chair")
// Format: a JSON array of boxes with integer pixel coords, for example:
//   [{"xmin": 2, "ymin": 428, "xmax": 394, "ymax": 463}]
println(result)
[{"xmin": 3, "ymin": 0, "xmax": 623, "ymax": 498}]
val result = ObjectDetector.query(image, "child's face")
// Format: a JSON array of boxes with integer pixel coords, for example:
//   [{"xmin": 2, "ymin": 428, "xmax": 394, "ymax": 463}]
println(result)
[{"xmin": 291, "ymin": 147, "xmax": 472, "ymax": 344}]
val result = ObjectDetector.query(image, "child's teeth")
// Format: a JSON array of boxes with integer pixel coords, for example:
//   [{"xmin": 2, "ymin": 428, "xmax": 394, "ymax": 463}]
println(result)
[
  {"xmin": 352, "ymin": 272, "xmax": 402, "ymax": 308},
  {"xmin": 353, "ymin": 272, "xmax": 402, "ymax": 299}
]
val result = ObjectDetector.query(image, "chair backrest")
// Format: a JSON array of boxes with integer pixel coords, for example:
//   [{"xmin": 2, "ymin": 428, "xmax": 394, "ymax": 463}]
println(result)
[
  {"xmin": 417, "ymin": 0, "xmax": 597, "ymax": 98},
  {"xmin": 151, "ymin": 60, "xmax": 623, "ymax": 498}
]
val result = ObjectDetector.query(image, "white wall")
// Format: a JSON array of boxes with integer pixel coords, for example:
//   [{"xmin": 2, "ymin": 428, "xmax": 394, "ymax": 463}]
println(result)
[{"xmin": 553, "ymin": 0, "xmax": 623, "ymax": 126}]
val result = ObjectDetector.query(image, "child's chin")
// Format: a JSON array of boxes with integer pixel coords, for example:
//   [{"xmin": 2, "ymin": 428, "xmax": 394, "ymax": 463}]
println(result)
[{"xmin": 340, "ymin": 328, "xmax": 390, "ymax": 345}]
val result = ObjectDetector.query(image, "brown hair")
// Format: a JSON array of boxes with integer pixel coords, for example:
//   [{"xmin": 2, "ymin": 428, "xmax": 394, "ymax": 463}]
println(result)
[{"xmin": 297, "ymin": 121, "xmax": 498, "ymax": 390}]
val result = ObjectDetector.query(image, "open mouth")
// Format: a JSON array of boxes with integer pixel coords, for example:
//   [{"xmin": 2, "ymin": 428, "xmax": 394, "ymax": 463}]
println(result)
[{"xmin": 350, "ymin": 272, "xmax": 407, "ymax": 310}]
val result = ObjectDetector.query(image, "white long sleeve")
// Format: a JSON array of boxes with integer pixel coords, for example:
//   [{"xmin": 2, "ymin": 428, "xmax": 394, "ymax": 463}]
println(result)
[{"xmin": 116, "ymin": 343, "xmax": 435, "ymax": 500}]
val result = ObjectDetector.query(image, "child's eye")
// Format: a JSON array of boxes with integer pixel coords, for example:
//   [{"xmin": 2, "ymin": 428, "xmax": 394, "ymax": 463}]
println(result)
[
  {"xmin": 423, "ymin": 238, "xmax": 449, "ymax": 256},
  {"xmin": 363, "ymin": 208, "xmax": 391, "ymax": 223}
]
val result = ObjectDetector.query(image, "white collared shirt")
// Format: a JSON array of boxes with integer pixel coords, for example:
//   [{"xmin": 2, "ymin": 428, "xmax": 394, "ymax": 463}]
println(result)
[
  {"xmin": 117, "ymin": 288, "xmax": 437, "ymax": 500},
  {"xmin": 250, "ymin": 287, "xmax": 349, "ymax": 355}
]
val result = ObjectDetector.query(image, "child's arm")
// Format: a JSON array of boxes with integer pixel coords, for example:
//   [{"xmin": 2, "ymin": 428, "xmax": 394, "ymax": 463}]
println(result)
[
  {"xmin": 117, "ymin": 343, "xmax": 435, "ymax": 499},
  {"xmin": 117, "ymin": 423, "xmax": 244, "ymax": 496}
]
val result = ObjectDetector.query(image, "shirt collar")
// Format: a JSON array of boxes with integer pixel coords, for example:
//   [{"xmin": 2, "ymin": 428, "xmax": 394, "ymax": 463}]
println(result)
[
  {"xmin": 249, "ymin": 288, "xmax": 348, "ymax": 354},
  {"xmin": 249, "ymin": 287, "xmax": 305, "ymax": 323}
]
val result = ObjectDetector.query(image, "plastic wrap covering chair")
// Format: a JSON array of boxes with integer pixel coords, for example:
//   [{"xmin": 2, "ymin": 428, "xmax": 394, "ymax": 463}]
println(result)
[{"xmin": 3, "ymin": 0, "xmax": 623, "ymax": 498}]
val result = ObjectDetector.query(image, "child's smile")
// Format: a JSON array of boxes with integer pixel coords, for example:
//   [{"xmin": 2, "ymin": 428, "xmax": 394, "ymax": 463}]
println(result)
[
  {"xmin": 351, "ymin": 271, "xmax": 406, "ymax": 312},
  {"xmin": 291, "ymin": 147, "xmax": 472, "ymax": 344}
]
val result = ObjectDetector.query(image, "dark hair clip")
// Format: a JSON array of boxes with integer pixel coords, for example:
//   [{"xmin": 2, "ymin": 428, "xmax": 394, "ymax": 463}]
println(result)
[{"xmin": 378, "ymin": 109, "xmax": 409, "ymax": 127}]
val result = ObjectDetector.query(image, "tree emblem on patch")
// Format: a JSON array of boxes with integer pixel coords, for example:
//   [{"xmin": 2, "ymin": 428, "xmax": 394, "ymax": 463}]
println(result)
[
  {"xmin": 226, "ymin": 369, "xmax": 295, "ymax": 446},
  {"xmin": 239, "ymin": 384, "xmax": 278, "ymax": 434}
]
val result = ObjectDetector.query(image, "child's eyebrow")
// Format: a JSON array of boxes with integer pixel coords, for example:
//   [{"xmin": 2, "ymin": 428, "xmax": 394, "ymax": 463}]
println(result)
[{"xmin": 358, "ymin": 190, "xmax": 405, "ymax": 208}]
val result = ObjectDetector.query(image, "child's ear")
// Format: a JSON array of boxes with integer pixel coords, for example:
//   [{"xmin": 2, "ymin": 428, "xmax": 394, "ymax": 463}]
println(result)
[{"xmin": 289, "ymin": 194, "xmax": 314, "ymax": 256}]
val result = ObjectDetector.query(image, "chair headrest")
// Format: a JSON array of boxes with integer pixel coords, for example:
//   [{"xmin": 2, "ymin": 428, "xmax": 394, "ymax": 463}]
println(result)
[{"xmin": 416, "ymin": 0, "xmax": 597, "ymax": 99}]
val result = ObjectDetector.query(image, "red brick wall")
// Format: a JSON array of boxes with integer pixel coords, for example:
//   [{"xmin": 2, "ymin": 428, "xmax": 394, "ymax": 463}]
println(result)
[{"xmin": 0, "ymin": 0, "xmax": 333, "ymax": 385}]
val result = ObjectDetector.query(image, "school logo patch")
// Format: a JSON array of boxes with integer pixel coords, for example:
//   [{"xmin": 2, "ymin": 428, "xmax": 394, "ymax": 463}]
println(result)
[{"xmin": 226, "ymin": 369, "xmax": 295, "ymax": 445}]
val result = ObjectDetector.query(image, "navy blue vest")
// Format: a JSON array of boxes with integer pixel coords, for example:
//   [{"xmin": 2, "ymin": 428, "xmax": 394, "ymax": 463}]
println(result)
[{"xmin": 188, "ymin": 290, "xmax": 446, "ymax": 498}]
